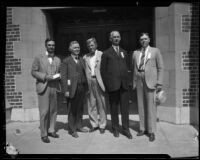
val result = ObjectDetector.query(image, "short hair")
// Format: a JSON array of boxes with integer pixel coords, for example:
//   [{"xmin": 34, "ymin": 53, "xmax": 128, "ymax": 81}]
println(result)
[
  {"xmin": 139, "ymin": 32, "xmax": 150, "ymax": 39},
  {"xmin": 109, "ymin": 31, "xmax": 120, "ymax": 39},
  {"xmin": 68, "ymin": 41, "xmax": 79, "ymax": 52},
  {"xmin": 45, "ymin": 38, "xmax": 55, "ymax": 46},
  {"xmin": 86, "ymin": 37, "xmax": 97, "ymax": 46}
]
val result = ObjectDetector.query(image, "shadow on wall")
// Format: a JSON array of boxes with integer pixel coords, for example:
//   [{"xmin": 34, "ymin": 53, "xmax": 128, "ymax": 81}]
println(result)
[{"xmin": 189, "ymin": 3, "xmax": 199, "ymax": 131}]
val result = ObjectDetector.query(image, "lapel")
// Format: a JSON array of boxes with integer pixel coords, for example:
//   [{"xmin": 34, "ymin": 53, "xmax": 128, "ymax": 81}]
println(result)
[
  {"xmin": 144, "ymin": 46, "xmax": 152, "ymax": 64},
  {"xmin": 85, "ymin": 51, "xmax": 100, "ymax": 71},
  {"xmin": 94, "ymin": 50, "xmax": 100, "ymax": 68},
  {"xmin": 136, "ymin": 46, "xmax": 152, "ymax": 67},
  {"xmin": 79, "ymin": 57, "xmax": 84, "ymax": 69},
  {"xmin": 110, "ymin": 47, "xmax": 120, "ymax": 59},
  {"xmin": 119, "ymin": 47, "xmax": 125, "ymax": 59},
  {"xmin": 69, "ymin": 56, "xmax": 77, "ymax": 67},
  {"xmin": 136, "ymin": 50, "xmax": 141, "ymax": 68},
  {"xmin": 41, "ymin": 54, "xmax": 51, "ymax": 71},
  {"xmin": 85, "ymin": 54, "xmax": 91, "ymax": 71}
]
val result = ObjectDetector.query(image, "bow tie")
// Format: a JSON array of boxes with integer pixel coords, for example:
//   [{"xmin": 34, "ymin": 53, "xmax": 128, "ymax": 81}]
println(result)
[{"xmin": 75, "ymin": 56, "xmax": 79, "ymax": 60}]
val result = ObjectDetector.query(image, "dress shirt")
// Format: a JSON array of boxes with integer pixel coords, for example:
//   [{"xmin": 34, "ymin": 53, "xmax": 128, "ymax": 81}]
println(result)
[
  {"xmin": 112, "ymin": 45, "xmax": 120, "ymax": 56},
  {"xmin": 71, "ymin": 54, "xmax": 79, "ymax": 63},
  {"xmin": 139, "ymin": 45, "xmax": 149, "ymax": 70},
  {"xmin": 90, "ymin": 50, "xmax": 97, "ymax": 76},
  {"xmin": 46, "ymin": 51, "xmax": 53, "ymax": 64}
]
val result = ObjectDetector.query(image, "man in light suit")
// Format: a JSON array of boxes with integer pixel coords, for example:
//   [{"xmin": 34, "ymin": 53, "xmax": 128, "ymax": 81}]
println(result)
[
  {"xmin": 31, "ymin": 38, "xmax": 61, "ymax": 143},
  {"xmin": 101, "ymin": 31, "xmax": 132, "ymax": 139},
  {"xmin": 61, "ymin": 41, "xmax": 88, "ymax": 138},
  {"xmin": 132, "ymin": 33, "xmax": 164, "ymax": 142},
  {"xmin": 83, "ymin": 38, "xmax": 107, "ymax": 134}
]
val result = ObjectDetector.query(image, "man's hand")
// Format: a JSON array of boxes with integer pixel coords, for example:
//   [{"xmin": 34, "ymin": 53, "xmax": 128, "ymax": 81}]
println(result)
[
  {"xmin": 65, "ymin": 92, "xmax": 69, "ymax": 97},
  {"xmin": 45, "ymin": 75, "xmax": 54, "ymax": 81}
]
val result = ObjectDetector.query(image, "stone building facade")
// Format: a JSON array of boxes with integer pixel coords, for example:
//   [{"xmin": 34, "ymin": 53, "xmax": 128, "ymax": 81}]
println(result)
[{"xmin": 5, "ymin": 3, "xmax": 199, "ymax": 126}]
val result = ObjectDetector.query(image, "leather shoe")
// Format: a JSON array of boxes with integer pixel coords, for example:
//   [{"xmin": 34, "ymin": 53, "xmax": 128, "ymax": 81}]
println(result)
[
  {"xmin": 71, "ymin": 132, "xmax": 79, "ymax": 138},
  {"xmin": 137, "ymin": 130, "xmax": 147, "ymax": 136},
  {"xmin": 99, "ymin": 128, "xmax": 105, "ymax": 134},
  {"xmin": 41, "ymin": 136, "xmax": 50, "ymax": 143},
  {"xmin": 89, "ymin": 127, "xmax": 99, "ymax": 132},
  {"xmin": 77, "ymin": 128, "xmax": 88, "ymax": 133},
  {"xmin": 48, "ymin": 132, "xmax": 59, "ymax": 138},
  {"xmin": 149, "ymin": 133, "xmax": 155, "ymax": 142},
  {"xmin": 113, "ymin": 130, "xmax": 119, "ymax": 137},
  {"xmin": 123, "ymin": 130, "xmax": 133, "ymax": 139}
]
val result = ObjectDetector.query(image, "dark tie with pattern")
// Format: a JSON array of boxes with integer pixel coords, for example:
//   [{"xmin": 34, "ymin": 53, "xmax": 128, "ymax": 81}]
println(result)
[
  {"xmin": 75, "ymin": 56, "xmax": 79, "ymax": 60},
  {"xmin": 116, "ymin": 47, "xmax": 120, "ymax": 56},
  {"xmin": 139, "ymin": 49, "xmax": 145, "ymax": 70}
]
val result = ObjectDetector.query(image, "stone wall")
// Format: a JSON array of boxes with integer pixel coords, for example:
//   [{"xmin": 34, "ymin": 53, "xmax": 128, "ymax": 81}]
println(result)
[
  {"xmin": 156, "ymin": 2, "xmax": 199, "ymax": 124},
  {"xmin": 5, "ymin": 7, "xmax": 23, "ymax": 109}
]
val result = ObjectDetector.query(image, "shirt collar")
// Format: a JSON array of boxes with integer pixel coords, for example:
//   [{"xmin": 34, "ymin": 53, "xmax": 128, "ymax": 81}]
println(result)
[
  {"xmin": 142, "ymin": 45, "xmax": 150, "ymax": 54},
  {"xmin": 46, "ymin": 51, "xmax": 54, "ymax": 58},
  {"xmin": 71, "ymin": 54, "xmax": 79, "ymax": 60},
  {"xmin": 112, "ymin": 45, "xmax": 119, "ymax": 51},
  {"xmin": 89, "ymin": 49, "xmax": 97, "ymax": 57}
]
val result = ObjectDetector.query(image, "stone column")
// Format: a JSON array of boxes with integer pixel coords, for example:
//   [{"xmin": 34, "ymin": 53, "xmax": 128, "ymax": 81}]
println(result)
[
  {"xmin": 155, "ymin": 2, "xmax": 198, "ymax": 124},
  {"xmin": 10, "ymin": 7, "xmax": 49, "ymax": 121}
]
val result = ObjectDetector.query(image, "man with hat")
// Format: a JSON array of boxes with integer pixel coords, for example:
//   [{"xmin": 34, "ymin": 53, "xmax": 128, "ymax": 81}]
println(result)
[{"xmin": 132, "ymin": 32, "xmax": 164, "ymax": 142}]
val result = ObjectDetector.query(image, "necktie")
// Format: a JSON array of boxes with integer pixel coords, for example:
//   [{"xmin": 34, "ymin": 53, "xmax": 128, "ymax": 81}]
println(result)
[
  {"xmin": 75, "ymin": 56, "xmax": 79, "ymax": 60},
  {"xmin": 116, "ymin": 47, "xmax": 120, "ymax": 56},
  {"xmin": 139, "ymin": 49, "xmax": 145, "ymax": 70}
]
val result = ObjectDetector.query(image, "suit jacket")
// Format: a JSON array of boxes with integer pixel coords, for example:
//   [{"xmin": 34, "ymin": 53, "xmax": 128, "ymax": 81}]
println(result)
[
  {"xmin": 101, "ymin": 46, "xmax": 129, "ymax": 92},
  {"xmin": 61, "ymin": 56, "xmax": 88, "ymax": 98},
  {"xmin": 31, "ymin": 53, "xmax": 61, "ymax": 94},
  {"xmin": 132, "ymin": 46, "xmax": 164, "ymax": 90},
  {"xmin": 83, "ymin": 50, "xmax": 105, "ymax": 92}
]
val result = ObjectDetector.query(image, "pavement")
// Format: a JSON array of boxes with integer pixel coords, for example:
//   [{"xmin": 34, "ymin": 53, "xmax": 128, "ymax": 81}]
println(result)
[{"xmin": 5, "ymin": 115, "xmax": 199, "ymax": 158}]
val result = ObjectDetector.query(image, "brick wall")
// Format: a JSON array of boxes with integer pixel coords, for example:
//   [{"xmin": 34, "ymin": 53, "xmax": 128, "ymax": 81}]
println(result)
[
  {"xmin": 5, "ymin": 7, "xmax": 23, "ymax": 108},
  {"xmin": 181, "ymin": 14, "xmax": 191, "ymax": 32},
  {"xmin": 182, "ymin": 2, "xmax": 199, "ymax": 108}
]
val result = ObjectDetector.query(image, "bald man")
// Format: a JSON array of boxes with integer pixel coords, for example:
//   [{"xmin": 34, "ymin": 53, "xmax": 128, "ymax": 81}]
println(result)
[{"xmin": 101, "ymin": 31, "xmax": 132, "ymax": 139}]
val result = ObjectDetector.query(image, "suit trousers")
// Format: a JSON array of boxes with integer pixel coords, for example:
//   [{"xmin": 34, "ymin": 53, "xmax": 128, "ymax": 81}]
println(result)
[
  {"xmin": 68, "ymin": 84, "xmax": 85, "ymax": 133},
  {"xmin": 87, "ymin": 77, "xmax": 107, "ymax": 129},
  {"xmin": 136, "ymin": 72, "xmax": 156, "ymax": 133},
  {"xmin": 38, "ymin": 82, "xmax": 58, "ymax": 138},
  {"xmin": 108, "ymin": 86, "xmax": 129, "ymax": 132}
]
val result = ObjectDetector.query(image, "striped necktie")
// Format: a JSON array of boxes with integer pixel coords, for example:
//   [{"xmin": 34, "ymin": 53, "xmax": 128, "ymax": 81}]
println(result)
[
  {"xmin": 116, "ymin": 47, "xmax": 120, "ymax": 56},
  {"xmin": 139, "ymin": 49, "xmax": 145, "ymax": 70}
]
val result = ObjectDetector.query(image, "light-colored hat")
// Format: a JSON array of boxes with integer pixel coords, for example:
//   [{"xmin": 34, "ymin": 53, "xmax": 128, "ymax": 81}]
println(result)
[{"xmin": 156, "ymin": 90, "xmax": 166, "ymax": 105}]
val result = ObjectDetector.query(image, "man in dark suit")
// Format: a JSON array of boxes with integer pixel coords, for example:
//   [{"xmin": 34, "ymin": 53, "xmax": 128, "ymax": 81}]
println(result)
[
  {"xmin": 101, "ymin": 31, "xmax": 132, "ymax": 139},
  {"xmin": 31, "ymin": 38, "xmax": 61, "ymax": 143},
  {"xmin": 61, "ymin": 41, "xmax": 88, "ymax": 138},
  {"xmin": 132, "ymin": 33, "xmax": 164, "ymax": 142}
]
